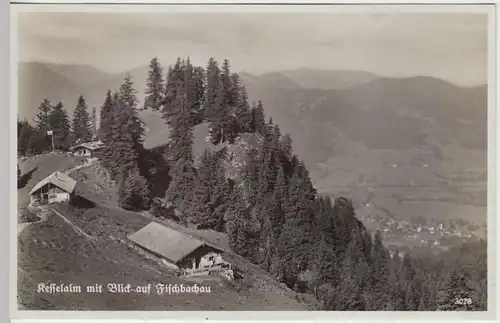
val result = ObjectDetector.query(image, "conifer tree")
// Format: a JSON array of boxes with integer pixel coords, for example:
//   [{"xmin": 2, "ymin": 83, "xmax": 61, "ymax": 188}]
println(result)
[
  {"xmin": 251, "ymin": 100, "xmax": 267, "ymax": 135},
  {"xmin": 90, "ymin": 107, "xmax": 97, "ymax": 140},
  {"xmin": 119, "ymin": 73, "xmax": 139, "ymax": 110},
  {"xmin": 144, "ymin": 57, "xmax": 165, "ymax": 111},
  {"xmin": 370, "ymin": 231, "xmax": 392, "ymax": 309},
  {"xmin": 243, "ymin": 147, "xmax": 262, "ymax": 207},
  {"xmin": 226, "ymin": 186, "xmax": 258, "ymax": 261},
  {"xmin": 17, "ymin": 164, "xmax": 21, "ymax": 183},
  {"xmin": 98, "ymin": 90, "xmax": 115, "ymax": 169},
  {"xmin": 108, "ymin": 97, "xmax": 144, "ymax": 183},
  {"xmin": 204, "ymin": 57, "xmax": 221, "ymax": 122},
  {"xmin": 117, "ymin": 166, "xmax": 151, "ymax": 211},
  {"xmin": 34, "ymin": 99, "xmax": 53, "ymax": 152},
  {"xmin": 234, "ymin": 76, "xmax": 252, "ymax": 133},
  {"xmin": 436, "ymin": 270, "xmax": 474, "ymax": 311},
  {"xmin": 278, "ymin": 163, "xmax": 316, "ymax": 288},
  {"xmin": 259, "ymin": 188, "xmax": 286, "ymax": 271},
  {"xmin": 17, "ymin": 121, "xmax": 36, "ymax": 156},
  {"xmin": 99, "ymin": 90, "xmax": 114, "ymax": 140},
  {"xmin": 186, "ymin": 150, "xmax": 212, "ymax": 226},
  {"xmin": 35, "ymin": 98, "xmax": 52, "ymax": 130},
  {"xmin": 192, "ymin": 66, "xmax": 206, "ymax": 124},
  {"xmin": 72, "ymin": 95, "xmax": 93, "ymax": 144},
  {"xmin": 187, "ymin": 149, "xmax": 230, "ymax": 231},
  {"xmin": 48, "ymin": 102, "xmax": 71, "ymax": 150}
]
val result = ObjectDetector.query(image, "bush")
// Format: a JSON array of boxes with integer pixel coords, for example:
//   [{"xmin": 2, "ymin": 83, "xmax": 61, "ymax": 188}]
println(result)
[{"xmin": 19, "ymin": 207, "xmax": 41, "ymax": 223}]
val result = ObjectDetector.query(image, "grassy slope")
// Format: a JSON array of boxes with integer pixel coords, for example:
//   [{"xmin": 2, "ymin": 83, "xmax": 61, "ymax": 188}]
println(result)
[{"xmin": 17, "ymin": 152, "xmax": 318, "ymax": 310}]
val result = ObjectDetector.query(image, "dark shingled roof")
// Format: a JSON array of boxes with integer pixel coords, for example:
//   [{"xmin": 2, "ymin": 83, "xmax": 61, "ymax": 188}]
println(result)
[
  {"xmin": 127, "ymin": 222, "xmax": 224, "ymax": 264},
  {"xmin": 29, "ymin": 171, "xmax": 77, "ymax": 196}
]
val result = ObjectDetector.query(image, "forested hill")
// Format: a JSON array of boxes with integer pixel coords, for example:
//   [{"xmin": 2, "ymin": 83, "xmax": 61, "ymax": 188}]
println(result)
[{"xmin": 18, "ymin": 57, "xmax": 487, "ymax": 311}]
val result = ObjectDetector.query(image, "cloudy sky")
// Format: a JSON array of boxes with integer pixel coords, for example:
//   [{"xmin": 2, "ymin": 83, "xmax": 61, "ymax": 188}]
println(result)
[{"xmin": 17, "ymin": 10, "xmax": 489, "ymax": 86}]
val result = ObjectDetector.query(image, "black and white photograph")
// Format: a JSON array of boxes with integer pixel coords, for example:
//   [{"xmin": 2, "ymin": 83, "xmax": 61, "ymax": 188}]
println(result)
[{"xmin": 12, "ymin": 3, "xmax": 494, "ymax": 315}]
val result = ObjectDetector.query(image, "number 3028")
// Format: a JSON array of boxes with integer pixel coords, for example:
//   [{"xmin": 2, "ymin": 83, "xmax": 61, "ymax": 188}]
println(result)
[{"xmin": 455, "ymin": 297, "xmax": 472, "ymax": 305}]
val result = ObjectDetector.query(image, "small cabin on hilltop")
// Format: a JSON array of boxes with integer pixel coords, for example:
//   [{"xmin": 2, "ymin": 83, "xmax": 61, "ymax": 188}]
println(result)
[
  {"xmin": 29, "ymin": 171, "xmax": 77, "ymax": 206},
  {"xmin": 28, "ymin": 171, "xmax": 96, "ymax": 208},
  {"xmin": 70, "ymin": 141, "xmax": 103, "ymax": 158},
  {"xmin": 128, "ymin": 222, "xmax": 233, "ymax": 278}
]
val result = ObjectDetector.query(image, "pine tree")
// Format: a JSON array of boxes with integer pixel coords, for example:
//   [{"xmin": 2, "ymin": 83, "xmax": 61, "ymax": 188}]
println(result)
[
  {"xmin": 187, "ymin": 149, "xmax": 230, "ymax": 231},
  {"xmin": 48, "ymin": 102, "xmax": 71, "ymax": 150},
  {"xmin": 259, "ymin": 188, "xmax": 286, "ymax": 271},
  {"xmin": 370, "ymin": 230, "xmax": 392, "ymax": 309},
  {"xmin": 34, "ymin": 99, "xmax": 53, "ymax": 152},
  {"xmin": 119, "ymin": 73, "xmax": 139, "ymax": 110},
  {"xmin": 436, "ymin": 269, "xmax": 475, "ymax": 311},
  {"xmin": 72, "ymin": 95, "xmax": 93, "ymax": 144},
  {"xmin": 243, "ymin": 147, "xmax": 262, "ymax": 207},
  {"xmin": 166, "ymin": 157, "xmax": 197, "ymax": 214},
  {"xmin": 192, "ymin": 66, "xmax": 206, "ymax": 124},
  {"xmin": 186, "ymin": 150, "xmax": 212, "ymax": 226},
  {"xmin": 278, "ymin": 163, "xmax": 316, "ymax": 288},
  {"xmin": 98, "ymin": 90, "xmax": 115, "ymax": 169},
  {"xmin": 144, "ymin": 57, "xmax": 165, "ymax": 111},
  {"xmin": 204, "ymin": 57, "xmax": 221, "ymax": 122},
  {"xmin": 117, "ymin": 166, "xmax": 151, "ymax": 211},
  {"xmin": 90, "ymin": 107, "xmax": 97, "ymax": 140},
  {"xmin": 35, "ymin": 98, "xmax": 52, "ymax": 130},
  {"xmin": 332, "ymin": 242, "xmax": 366, "ymax": 310},
  {"xmin": 226, "ymin": 186, "xmax": 258, "ymax": 261},
  {"xmin": 99, "ymin": 90, "xmax": 114, "ymax": 139},
  {"xmin": 107, "ymin": 97, "xmax": 144, "ymax": 183},
  {"xmin": 251, "ymin": 100, "xmax": 266, "ymax": 135},
  {"xmin": 17, "ymin": 120, "xmax": 36, "ymax": 156},
  {"xmin": 234, "ymin": 77, "xmax": 252, "ymax": 133}
]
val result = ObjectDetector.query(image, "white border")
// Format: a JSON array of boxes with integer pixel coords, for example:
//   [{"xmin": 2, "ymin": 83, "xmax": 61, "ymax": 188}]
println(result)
[{"xmin": 8, "ymin": 1, "xmax": 499, "ymax": 322}]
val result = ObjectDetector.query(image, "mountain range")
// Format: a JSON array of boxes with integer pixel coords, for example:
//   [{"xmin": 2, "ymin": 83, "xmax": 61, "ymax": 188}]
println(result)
[{"xmin": 17, "ymin": 61, "xmax": 487, "ymax": 205}]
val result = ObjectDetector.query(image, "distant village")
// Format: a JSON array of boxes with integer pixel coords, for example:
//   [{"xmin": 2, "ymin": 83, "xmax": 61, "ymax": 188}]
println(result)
[{"xmin": 357, "ymin": 208, "xmax": 483, "ymax": 255}]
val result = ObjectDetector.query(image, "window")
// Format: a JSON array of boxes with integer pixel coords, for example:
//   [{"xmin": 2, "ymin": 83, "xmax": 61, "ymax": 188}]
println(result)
[{"xmin": 208, "ymin": 256, "xmax": 214, "ymax": 261}]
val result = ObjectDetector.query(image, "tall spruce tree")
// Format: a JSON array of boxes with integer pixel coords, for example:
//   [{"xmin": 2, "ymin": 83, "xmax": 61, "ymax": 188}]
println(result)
[
  {"xmin": 206, "ymin": 58, "xmax": 239, "ymax": 145},
  {"xmin": 251, "ymin": 100, "xmax": 266, "ymax": 135},
  {"xmin": 436, "ymin": 269, "xmax": 474, "ymax": 311},
  {"xmin": 144, "ymin": 57, "xmax": 165, "ymax": 111},
  {"xmin": 90, "ymin": 107, "xmax": 97, "ymax": 140},
  {"xmin": 163, "ymin": 59, "xmax": 202, "ymax": 212},
  {"xmin": 369, "ymin": 231, "xmax": 392, "ymax": 310},
  {"xmin": 34, "ymin": 99, "xmax": 53, "ymax": 152},
  {"xmin": 233, "ymin": 75, "xmax": 252, "ymax": 133},
  {"xmin": 48, "ymin": 102, "xmax": 71, "ymax": 150},
  {"xmin": 35, "ymin": 98, "xmax": 52, "ymax": 130},
  {"xmin": 72, "ymin": 95, "xmax": 93, "ymax": 144},
  {"xmin": 99, "ymin": 90, "xmax": 114, "ymax": 140},
  {"xmin": 107, "ymin": 96, "xmax": 144, "ymax": 183},
  {"xmin": 117, "ymin": 165, "xmax": 151, "ymax": 211},
  {"xmin": 226, "ymin": 186, "xmax": 258, "ymax": 261},
  {"xmin": 119, "ymin": 73, "xmax": 139, "ymax": 110},
  {"xmin": 98, "ymin": 90, "xmax": 115, "ymax": 170},
  {"xmin": 278, "ymin": 162, "xmax": 316, "ymax": 288},
  {"xmin": 17, "ymin": 121, "xmax": 36, "ymax": 156}
]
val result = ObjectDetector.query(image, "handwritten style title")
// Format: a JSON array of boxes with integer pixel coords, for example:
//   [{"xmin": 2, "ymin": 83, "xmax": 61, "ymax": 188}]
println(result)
[{"xmin": 36, "ymin": 283, "xmax": 212, "ymax": 295}]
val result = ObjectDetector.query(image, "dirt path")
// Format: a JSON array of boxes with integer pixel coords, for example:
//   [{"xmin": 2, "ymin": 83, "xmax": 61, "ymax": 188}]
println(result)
[
  {"xmin": 51, "ymin": 208, "xmax": 96, "ymax": 240},
  {"xmin": 17, "ymin": 206, "xmax": 52, "ymax": 235},
  {"xmin": 18, "ymin": 159, "xmax": 98, "ymax": 236},
  {"xmin": 63, "ymin": 158, "xmax": 97, "ymax": 175}
]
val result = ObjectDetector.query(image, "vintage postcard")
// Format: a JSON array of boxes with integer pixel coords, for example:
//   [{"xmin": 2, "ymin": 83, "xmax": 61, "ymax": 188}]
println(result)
[{"xmin": 10, "ymin": 2, "xmax": 497, "ymax": 321}]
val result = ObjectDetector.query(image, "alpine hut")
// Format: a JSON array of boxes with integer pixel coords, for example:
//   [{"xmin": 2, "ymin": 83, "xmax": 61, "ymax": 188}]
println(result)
[
  {"xmin": 128, "ymin": 222, "xmax": 232, "ymax": 275},
  {"xmin": 28, "ymin": 171, "xmax": 77, "ymax": 206}
]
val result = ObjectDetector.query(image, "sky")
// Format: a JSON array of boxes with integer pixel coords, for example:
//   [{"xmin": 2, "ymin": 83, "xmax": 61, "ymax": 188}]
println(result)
[{"xmin": 17, "ymin": 11, "xmax": 489, "ymax": 86}]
